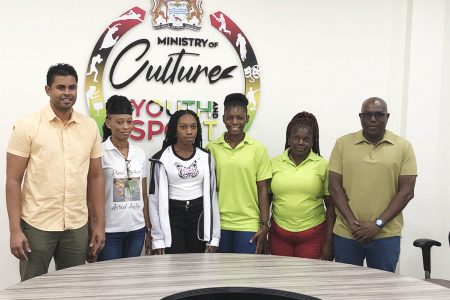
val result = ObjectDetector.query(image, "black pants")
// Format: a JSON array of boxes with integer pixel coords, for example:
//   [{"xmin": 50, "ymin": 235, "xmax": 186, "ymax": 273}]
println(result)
[{"xmin": 166, "ymin": 197, "xmax": 205, "ymax": 254}]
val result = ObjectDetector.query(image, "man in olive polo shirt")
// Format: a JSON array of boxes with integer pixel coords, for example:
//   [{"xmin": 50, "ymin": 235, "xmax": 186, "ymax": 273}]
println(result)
[
  {"xmin": 6, "ymin": 63, "xmax": 105, "ymax": 281},
  {"xmin": 328, "ymin": 97, "xmax": 417, "ymax": 272}
]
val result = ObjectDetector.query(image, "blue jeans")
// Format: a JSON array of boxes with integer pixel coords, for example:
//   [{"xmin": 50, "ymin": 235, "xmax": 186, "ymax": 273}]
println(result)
[
  {"xmin": 334, "ymin": 235, "xmax": 400, "ymax": 272},
  {"xmin": 218, "ymin": 230, "xmax": 256, "ymax": 254},
  {"xmin": 97, "ymin": 227, "xmax": 145, "ymax": 261}
]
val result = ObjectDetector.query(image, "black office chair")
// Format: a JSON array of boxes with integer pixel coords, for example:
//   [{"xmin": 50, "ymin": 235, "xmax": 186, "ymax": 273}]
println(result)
[{"xmin": 413, "ymin": 231, "xmax": 450, "ymax": 288}]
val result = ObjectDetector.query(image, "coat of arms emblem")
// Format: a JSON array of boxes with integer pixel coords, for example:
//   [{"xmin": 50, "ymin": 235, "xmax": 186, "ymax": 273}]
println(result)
[{"xmin": 151, "ymin": 0, "xmax": 203, "ymax": 30}]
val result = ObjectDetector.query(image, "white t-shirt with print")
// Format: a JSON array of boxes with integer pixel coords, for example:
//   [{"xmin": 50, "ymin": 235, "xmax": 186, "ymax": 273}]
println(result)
[
  {"xmin": 102, "ymin": 137, "xmax": 148, "ymax": 232},
  {"xmin": 165, "ymin": 146, "xmax": 204, "ymax": 200}
]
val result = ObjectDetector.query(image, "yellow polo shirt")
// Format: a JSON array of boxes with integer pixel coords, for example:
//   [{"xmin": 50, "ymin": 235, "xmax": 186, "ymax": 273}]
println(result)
[
  {"xmin": 207, "ymin": 133, "xmax": 272, "ymax": 232},
  {"xmin": 271, "ymin": 150, "xmax": 329, "ymax": 232},
  {"xmin": 7, "ymin": 104, "xmax": 102, "ymax": 231},
  {"xmin": 328, "ymin": 130, "xmax": 417, "ymax": 239}
]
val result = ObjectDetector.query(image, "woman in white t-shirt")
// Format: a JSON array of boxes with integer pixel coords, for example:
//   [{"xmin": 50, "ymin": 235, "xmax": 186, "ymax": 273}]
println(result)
[
  {"xmin": 149, "ymin": 109, "xmax": 220, "ymax": 254},
  {"xmin": 96, "ymin": 95, "xmax": 151, "ymax": 261}
]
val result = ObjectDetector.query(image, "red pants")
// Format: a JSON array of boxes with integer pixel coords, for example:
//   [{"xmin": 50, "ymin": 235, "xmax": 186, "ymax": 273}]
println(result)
[{"xmin": 269, "ymin": 221, "xmax": 326, "ymax": 259}]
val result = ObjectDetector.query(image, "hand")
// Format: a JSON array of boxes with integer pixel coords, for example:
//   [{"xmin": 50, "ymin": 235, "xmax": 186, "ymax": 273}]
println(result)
[
  {"xmin": 144, "ymin": 233, "xmax": 152, "ymax": 256},
  {"xmin": 89, "ymin": 224, "xmax": 105, "ymax": 257},
  {"xmin": 205, "ymin": 245, "xmax": 218, "ymax": 253},
  {"xmin": 320, "ymin": 239, "xmax": 334, "ymax": 261},
  {"xmin": 153, "ymin": 248, "xmax": 165, "ymax": 255},
  {"xmin": 349, "ymin": 220, "xmax": 361, "ymax": 234},
  {"xmin": 352, "ymin": 221, "xmax": 380, "ymax": 242},
  {"xmin": 10, "ymin": 230, "xmax": 31, "ymax": 261},
  {"xmin": 250, "ymin": 226, "xmax": 269, "ymax": 254},
  {"xmin": 86, "ymin": 252, "xmax": 97, "ymax": 263}
]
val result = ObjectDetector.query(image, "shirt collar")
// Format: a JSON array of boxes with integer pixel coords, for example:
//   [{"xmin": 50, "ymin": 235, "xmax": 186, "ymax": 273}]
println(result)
[
  {"xmin": 214, "ymin": 132, "xmax": 253, "ymax": 148},
  {"xmin": 281, "ymin": 148, "xmax": 320, "ymax": 165},
  {"xmin": 354, "ymin": 129, "xmax": 395, "ymax": 145},
  {"xmin": 104, "ymin": 137, "xmax": 115, "ymax": 150},
  {"xmin": 44, "ymin": 103, "xmax": 79, "ymax": 124},
  {"xmin": 104, "ymin": 136, "xmax": 135, "ymax": 158}
]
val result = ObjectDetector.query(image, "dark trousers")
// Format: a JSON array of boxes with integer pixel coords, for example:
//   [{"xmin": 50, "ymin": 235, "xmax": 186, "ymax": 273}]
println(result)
[
  {"xmin": 20, "ymin": 220, "xmax": 88, "ymax": 281},
  {"xmin": 166, "ymin": 197, "xmax": 205, "ymax": 254}
]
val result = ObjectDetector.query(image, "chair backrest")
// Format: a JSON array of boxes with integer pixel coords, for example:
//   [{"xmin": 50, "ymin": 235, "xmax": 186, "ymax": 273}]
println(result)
[{"xmin": 413, "ymin": 232, "xmax": 450, "ymax": 288}]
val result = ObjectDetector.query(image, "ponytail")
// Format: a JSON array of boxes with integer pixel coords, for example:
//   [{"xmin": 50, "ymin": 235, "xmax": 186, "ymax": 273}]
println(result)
[{"xmin": 102, "ymin": 122, "xmax": 112, "ymax": 142}]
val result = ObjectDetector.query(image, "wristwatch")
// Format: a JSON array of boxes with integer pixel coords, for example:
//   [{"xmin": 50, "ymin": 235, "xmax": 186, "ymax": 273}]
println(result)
[
  {"xmin": 375, "ymin": 218, "xmax": 384, "ymax": 228},
  {"xmin": 260, "ymin": 220, "xmax": 271, "ymax": 228}
]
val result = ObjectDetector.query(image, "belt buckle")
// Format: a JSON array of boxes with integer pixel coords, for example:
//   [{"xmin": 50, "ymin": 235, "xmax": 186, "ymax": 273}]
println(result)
[{"xmin": 185, "ymin": 200, "xmax": 190, "ymax": 212}]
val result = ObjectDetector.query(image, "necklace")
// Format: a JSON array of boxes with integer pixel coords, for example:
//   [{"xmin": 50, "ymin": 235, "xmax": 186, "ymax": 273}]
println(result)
[
  {"xmin": 288, "ymin": 151, "xmax": 294, "ymax": 162},
  {"xmin": 112, "ymin": 139, "xmax": 129, "ymax": 158},
  {"xmin": 288, "ymin": 150, "xmax": 308, "ymax": 166},
  {"xmin": 224, "ymin": 133, "xmax": 244, "ymax": 144},
  {"xmin": 173, "ymin": 145, "xmax": 194, "ymax": 159},
  {"xmin": 288, "ymin": 151, "xmax": 299, "ymax": 165},
  {"xmin": 119, "ymin": 149, "xmax": 128, "ymax": 157}
]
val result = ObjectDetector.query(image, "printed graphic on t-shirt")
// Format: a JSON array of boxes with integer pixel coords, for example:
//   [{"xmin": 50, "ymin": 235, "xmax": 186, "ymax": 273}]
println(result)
[
  {"xmin": 175, "ymin": 160, "xmax": 199, "ymax": 179},
  {"xmin": 113, "ymin": 177, "xmax": 141, "ymax": 202}
]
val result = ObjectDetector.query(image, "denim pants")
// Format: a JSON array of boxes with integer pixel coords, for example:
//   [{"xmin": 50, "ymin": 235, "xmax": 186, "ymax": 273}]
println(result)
[
  {"xmin": 165, "ymin": 197, "xmax": 206, "ymax": 254},
  {"xmin": 218, "ymin": 229, "xmax": 257, "ymax": 254},
  {"xmin": 97, "ymin": 227, "xmax": 145, "ymax": 261},
  {"xmin": 334, "ymin": 235, "xmax": 400, "ymax": 272}
]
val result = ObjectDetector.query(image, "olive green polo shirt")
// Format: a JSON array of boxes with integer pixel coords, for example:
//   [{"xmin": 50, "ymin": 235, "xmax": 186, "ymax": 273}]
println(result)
[
  {"xmin": 329, "ymin": 130, "xmax": 417, "ymax": 239},
  {"xmin": 206, "ymin": 133, "xmax": 272, "ymax": 232},
  {"xmin": 271, "ymin": 149, "xmax": 330, "ymax": 232}
]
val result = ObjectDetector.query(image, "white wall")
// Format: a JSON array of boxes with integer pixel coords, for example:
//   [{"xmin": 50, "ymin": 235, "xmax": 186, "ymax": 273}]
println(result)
[
  {"xmin": 1, "ymin": 0, "xmax": 449, "ymax": 290},
  {"xmin": 400, "ymin": 0, "xmax": 450, "ymax": 279}
]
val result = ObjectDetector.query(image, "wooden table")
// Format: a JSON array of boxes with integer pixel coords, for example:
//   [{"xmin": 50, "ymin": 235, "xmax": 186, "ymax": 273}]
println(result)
[{"xmin": 1, "ymin": 253, "xmax": 449, "ymax": 299}]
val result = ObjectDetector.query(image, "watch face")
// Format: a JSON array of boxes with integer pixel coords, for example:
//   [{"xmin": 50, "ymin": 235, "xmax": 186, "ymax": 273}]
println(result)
[{"xmin": 376, "ymin": 219, "xmax": 383, "ymax": 226}]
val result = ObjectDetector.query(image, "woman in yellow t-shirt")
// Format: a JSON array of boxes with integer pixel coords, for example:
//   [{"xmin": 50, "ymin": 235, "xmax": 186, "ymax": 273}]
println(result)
[{"xmin": 270, "ymin": 112, "xmax": 335, "ymax": 260}]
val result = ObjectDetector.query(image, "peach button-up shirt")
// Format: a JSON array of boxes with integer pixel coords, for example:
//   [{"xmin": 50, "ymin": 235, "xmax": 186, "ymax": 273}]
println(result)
[{"xmin": 7, "ymin": 104, "xmax": 102, "ymax": 231}]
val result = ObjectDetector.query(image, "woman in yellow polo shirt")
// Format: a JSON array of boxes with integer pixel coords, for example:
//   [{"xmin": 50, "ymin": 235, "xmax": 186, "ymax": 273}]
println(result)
[
  {"xmin": 207, "ymin": 93, "xmax": 272, "ymax": 254},
  {"xmin": 269, "ymin": 112, "xmax": 335, "ymax": 259}
]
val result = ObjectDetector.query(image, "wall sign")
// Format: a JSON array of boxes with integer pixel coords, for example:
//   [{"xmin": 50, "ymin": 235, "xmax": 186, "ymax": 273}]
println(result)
[{"xmin": 85, "ymin": 1, "xmax": 261, "ymax": 141}]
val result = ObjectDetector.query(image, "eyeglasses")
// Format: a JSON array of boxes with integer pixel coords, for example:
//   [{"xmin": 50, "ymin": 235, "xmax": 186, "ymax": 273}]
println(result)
[
  {"xmin": 359, "ymin": 112, "xmax": 388, "ymax": 121},
  {"xmin": 125, "ymin": 159, "xmax": 131, "ymax": 181},
  {"xmin": 124, "ymin": 159, "xmax": 134, "ymax": 196}
]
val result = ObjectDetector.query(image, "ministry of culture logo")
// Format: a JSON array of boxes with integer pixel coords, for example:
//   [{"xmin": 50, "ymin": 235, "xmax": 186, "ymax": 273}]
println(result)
[{"xmin": 85, "ymin": 2, "xmax": 261, "ymax": 141}]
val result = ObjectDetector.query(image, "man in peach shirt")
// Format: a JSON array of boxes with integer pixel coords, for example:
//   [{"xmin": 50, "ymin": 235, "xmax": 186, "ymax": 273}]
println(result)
[{"xmin": 6, "ymin": 63, "xmax": 105, "ymax": 281}]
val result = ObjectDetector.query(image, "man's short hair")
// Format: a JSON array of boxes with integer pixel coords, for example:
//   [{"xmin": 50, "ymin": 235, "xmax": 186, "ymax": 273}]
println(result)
[
  {"xmin": 46, "ymin": 63, "xmax": 78, "ymax": 86},
  {"xmin": 224, "ymin": 93, "xmax": 249, "ymax": 111}
]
